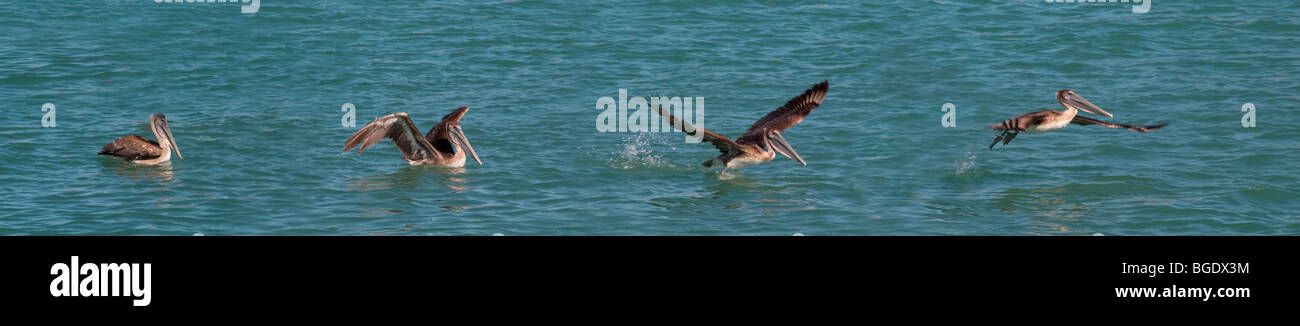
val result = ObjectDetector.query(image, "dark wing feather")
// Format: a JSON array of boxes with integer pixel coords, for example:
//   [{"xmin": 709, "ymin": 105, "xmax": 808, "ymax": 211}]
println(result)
[
  {"xmin": 652, "ymin": 104, "xmax": 743, "ymax": 156},
  {"xmin": 1070, "ymin": 116, "xmax": 1167, "ymax": 132},
  {"xmin": 98, "ymin": 135, "xmax": 162, "ymax": 161},
  {"xmin": 988, "ymin": 110, "xmax": 1054, "ymax": 131},
  {"xmin": 425, "ymin": 106, "xmax": 469, "ymax": 152},
  {"xmin": 343, "ymin": 113, "xmax": 439, "ymax": 161},
  {"xmin": 738, "ymin": 80, "xmax": 828, "ymax": 141}
]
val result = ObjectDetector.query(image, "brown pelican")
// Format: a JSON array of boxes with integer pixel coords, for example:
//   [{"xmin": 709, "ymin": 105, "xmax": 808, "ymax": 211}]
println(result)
[
  {"xmin": 343, "ymin": 106, "xmax": 481, "ymax": 167},
  {"xmin": 654, "ymin": 80, "xmax": 828, "ymax": 174},
  {"xmin": 98, "ymin": 113, "xmax": 182, "ymax": 165},
  {"xmin": 988, "ymin": 90, "xmax": 1166, "ymax": 149}
]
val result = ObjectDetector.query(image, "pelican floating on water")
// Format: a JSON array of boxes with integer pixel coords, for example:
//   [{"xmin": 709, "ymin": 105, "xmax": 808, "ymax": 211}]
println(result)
[
  {"xmin": 343, "ymin": 107, "xmax": 482, "ymax": 167},
  {"xmin": 655, "ymin": 80, "xmax": 828, "ymax": 174},
  {"xmin": 988, "ymin": 90, "xmax": 1166, "ymax": 149},
  {"xmin": 98, "ymin": 113, "xmax": 182, "ymax": 165}
]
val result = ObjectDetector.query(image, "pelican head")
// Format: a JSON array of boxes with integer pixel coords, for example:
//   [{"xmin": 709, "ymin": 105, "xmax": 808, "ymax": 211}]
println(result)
[
  {"xmin": 442, "ymin": 107, "xmax": 481, "ymax": 165},
  {"xmin": 766, "ymin": 129, "xmax": 806, "ymax": 166},
  {"xmin": 149, "ymin": 113, "xmax": 182, "ymax": 159},
  {"xmin": 1057, "ymin": 90, "xmax": 1112, "ymax": 118}
]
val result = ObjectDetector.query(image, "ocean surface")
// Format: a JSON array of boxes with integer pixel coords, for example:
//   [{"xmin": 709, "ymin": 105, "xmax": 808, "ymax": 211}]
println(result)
[{"xmin": 1, "ymin": 1, "xmax": 1297, "ymax": 235}]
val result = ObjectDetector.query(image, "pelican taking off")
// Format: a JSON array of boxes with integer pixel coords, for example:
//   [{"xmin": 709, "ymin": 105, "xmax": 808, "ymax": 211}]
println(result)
[
  {"xmin": 98, "ymin": 113, "xmax": 182, "ymax": 165},
  {"xmin": 654, "ymin": 80, "xmax": 828, "ymax": 174},
  {"xmin": 343, "ymin": 107, "xmax": 482, "ymax": 167},
  {"xmin": 988, "ymin": 90, "xmax": 1167, "ymax": 149}
]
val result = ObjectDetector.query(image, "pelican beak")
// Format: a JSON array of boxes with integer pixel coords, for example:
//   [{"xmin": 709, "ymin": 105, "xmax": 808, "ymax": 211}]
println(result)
[
  {"xmin": 152, "ymin": 113, "xmax": 182, "ymax": 159},
  {"xmin": 768, "ymin": 131, "xmax": 806, "ymax": 166},
  {"xmin": 1063, "ymin": 91, "xmax": 1113, "ymax": 118},
  {"xmin": 449, "ymin": 125, "xmax": 480, "ymax": 165}
]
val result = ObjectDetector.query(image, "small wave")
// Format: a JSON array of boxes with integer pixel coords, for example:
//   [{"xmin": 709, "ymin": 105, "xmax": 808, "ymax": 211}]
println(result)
[{"xmin": 797, "ymin": 4, "xmax": 847, "ymax": 10}]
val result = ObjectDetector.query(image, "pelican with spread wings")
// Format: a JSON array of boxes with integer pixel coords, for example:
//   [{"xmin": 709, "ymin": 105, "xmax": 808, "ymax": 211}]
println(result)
[
  {"xmin": 343, "ymin": 107, "xmax": 481, "ymax": 167},
  {"xmin": 988, "ymin": 90, "xmax": 1167, "ymax": 149},
  {"xmin": 654, "ymin": 80, "xmax": 828, "ymax": 174}
]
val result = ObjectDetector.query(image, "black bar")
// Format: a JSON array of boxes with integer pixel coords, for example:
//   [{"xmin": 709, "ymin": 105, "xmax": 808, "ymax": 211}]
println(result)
[{"xmin": 3, "ymin": 236, "xmax": 1295, "ymax": 314}]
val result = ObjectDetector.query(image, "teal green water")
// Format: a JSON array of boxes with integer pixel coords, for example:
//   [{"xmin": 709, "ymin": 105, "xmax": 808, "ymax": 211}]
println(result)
[{"xmin": 1, "ymin": 1, "xmax": 1297, "ymax": 235}]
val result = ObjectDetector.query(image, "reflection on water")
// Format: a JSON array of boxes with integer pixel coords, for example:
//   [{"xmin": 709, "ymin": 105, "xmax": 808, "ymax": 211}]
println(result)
[
  {"xmin": 696, "ymin": 172, "xmax": 762, "ymax": 200},
  {"xmin": 649, "ymin": 172, "xmax": 810, "ymax": 217},
  {"xmin": 349, "ymin": 165, "xmax": 470, "ymax": 192},
  {"xmin": 100, "ymin": 158, "xmax": 179, "ymax": 186},
  {"xmin": 993, "ymin": 185, "xmax": 1092, "ymax": 235},
  {"xmin": 356, "ymin": 208, "xmax": 404, "ymax": 218},
  {"xmin": 440, "ymin": 205, "xmax": 469, "ymax": 212},
  {"xmin": 367, "ymin": 223, "xmax": 417, "ymax": 235}
]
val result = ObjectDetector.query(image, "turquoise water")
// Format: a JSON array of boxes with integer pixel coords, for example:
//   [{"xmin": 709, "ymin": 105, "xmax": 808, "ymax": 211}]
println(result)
[{"xmin": 1, "ymin": 1, "xmax": 1297, "ymax": 235}]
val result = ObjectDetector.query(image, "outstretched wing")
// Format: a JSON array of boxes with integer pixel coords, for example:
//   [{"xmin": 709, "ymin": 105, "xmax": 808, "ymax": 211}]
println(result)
[
  {"xmin": 427, "ymin": 106, "xmax": 482, "ymax": 166},
  {"xmin": 426, "ymin": 107, "xmax": 469, "ymax": 147},
  {"xmin": 652, "ymin": 104, "xmax": 743, "ymax": 157},
  {"xmin": 343, "ymin": 113, "xmax": 439, "ymax": 161},
  {"xmin": 1070, "ymin": 116, "xmax": 1167, "ymax": 132},
  {"xmin": 738, "ymin": 80, "xmax": 829, "ymax": 141}
]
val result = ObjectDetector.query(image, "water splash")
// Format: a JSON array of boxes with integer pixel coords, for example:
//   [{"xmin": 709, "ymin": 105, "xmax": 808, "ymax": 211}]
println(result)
[
  {"xmin": 607, "ymin": 133, "xmax": 677, "ymax": 170},
  {"xmin": 716, "ymin": 171, "xmax": 738, "ymax": 181},
  {"xmin": 953, "ymin": 150, "xmax": 981, "ymax": 181}
]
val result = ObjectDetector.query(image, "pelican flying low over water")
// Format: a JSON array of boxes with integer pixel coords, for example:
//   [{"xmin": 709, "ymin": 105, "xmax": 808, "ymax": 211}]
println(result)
[
  {"xmin": 988, "ymin": 90, "xmax": 1167, "ymax": 149},
  {"xmin": 655, "ymin": 80, "xmax": 828, "ymax": 174},
  {"xmin": 98, "ymin": 113, "xmax": 183, "ymax": 165},
  {"xmin": 343, "ymin": 107, "xmax": 482, "ymax": 167}
]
